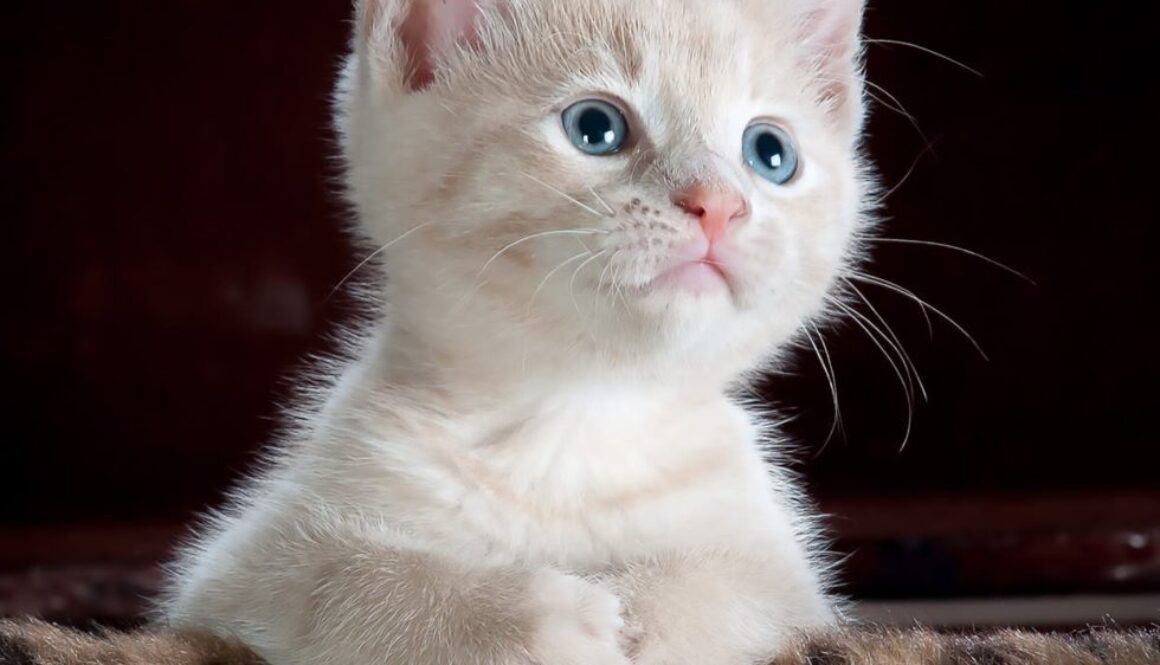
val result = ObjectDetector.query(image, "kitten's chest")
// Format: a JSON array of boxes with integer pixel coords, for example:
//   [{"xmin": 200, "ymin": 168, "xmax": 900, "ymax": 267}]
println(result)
[{"xmin": 419, "ymin": 397, "xmax": 781, "ymax": 566}]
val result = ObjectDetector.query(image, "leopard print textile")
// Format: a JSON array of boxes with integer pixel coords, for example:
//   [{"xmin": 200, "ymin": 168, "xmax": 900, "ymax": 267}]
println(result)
[{"xmin": 2, "ymin": 620, "xmax": 1157, "ymax": 665}]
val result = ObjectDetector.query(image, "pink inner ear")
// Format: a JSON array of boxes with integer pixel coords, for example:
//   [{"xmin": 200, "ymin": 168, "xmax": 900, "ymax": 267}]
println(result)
[
  {"xmin": 795, "ymin": 0, "xmax": 863, "ymax": 125},
  {"xmin": 795, "ymin": 0, "xmax": 863, "ymax": 68},
  {"xmin": 399, "ymin": 0, "xmax": 484, "ymax": 90}
]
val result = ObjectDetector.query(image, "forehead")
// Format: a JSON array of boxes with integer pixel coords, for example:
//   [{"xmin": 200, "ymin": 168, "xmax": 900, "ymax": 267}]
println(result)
[{"xmin": 487, "ymin": 0, "xmax": 800, "ymax": 103}]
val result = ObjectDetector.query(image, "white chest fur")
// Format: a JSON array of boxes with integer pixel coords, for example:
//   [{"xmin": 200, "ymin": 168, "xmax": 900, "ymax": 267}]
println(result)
[{"xmin": 329, "ymin": 386, "xmax": 794, "ymax": 570}]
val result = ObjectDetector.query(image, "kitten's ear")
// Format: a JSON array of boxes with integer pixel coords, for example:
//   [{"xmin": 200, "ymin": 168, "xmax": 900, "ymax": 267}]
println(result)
[
  {"xmin": 793, "ymin": 0, "xmax": 866, "ymax": 133},
  {"xmin": 356, "ymin": 0, "xmax": 494, "ymax": 91}
]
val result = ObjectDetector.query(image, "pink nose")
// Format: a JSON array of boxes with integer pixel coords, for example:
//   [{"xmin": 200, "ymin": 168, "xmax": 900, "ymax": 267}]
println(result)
[{"xmin": 672, "ymin": 183, "xmax": 748, "ymax": 243}]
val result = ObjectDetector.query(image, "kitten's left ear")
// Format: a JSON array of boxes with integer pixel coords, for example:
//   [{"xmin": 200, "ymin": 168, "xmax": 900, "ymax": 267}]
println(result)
[{"xmin": 793, "ymin": 0, "xmax": 866, "ymax": 135}]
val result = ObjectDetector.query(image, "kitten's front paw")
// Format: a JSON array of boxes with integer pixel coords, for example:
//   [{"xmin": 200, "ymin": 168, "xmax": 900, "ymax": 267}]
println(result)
[{"xmin": 524, "ymin": 570, "xmax": 631, "ymax": 665}]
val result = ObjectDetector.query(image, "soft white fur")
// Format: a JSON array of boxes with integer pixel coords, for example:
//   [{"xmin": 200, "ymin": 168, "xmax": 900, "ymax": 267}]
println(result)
[{"xmin": 162, "ymin": 0, "xmax": 872, "ymax": 663}]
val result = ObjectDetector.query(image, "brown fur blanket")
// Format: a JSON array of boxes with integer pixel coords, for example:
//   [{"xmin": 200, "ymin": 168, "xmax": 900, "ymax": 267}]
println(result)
[{"xmin": 2, "ymin": 620, "xmax": 1158, "ymax": 665}]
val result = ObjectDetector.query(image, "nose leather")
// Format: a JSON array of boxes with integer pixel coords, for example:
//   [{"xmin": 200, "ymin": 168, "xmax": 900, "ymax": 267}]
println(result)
[{"xmin": 672, "ymin": 183, "xmax": 748, "ymax": 243}]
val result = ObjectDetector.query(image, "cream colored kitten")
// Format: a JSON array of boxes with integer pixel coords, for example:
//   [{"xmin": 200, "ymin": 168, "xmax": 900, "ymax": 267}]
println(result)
[{"xmin": 163, "ymin": 0, "xmax": 871, "ymax": 664}]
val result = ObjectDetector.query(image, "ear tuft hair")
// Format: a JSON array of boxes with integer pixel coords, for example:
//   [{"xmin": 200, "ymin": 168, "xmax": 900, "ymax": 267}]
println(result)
[
  {"xmin": 357, "ymin": 0, "xmax": 491, "ymax": 91},
  {"xmin": 794, "ymin": 0, "xmax": 866, "ymax": 134}
]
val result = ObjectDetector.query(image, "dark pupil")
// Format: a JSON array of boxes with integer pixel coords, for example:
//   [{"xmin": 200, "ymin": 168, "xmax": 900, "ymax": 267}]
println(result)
[
  {"xmin": 577, "ymin": 108, "xmax": 615, "ymax": 147},
  {"xmin": 755, "ymin": 131, "xmax": 785, "ymax": 170}
]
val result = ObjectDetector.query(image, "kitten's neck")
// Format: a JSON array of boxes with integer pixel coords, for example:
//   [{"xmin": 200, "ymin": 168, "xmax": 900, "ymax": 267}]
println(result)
[{"xmin": 370, "ymin": 317, "xmax": 731, "ymax": 416}]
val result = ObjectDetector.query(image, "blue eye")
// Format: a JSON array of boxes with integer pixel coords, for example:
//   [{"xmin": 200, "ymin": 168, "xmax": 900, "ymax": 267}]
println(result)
[
  {"xmin": 562, "ymin": 99, "xmax": 628, "ymax": 156},
  {"xmin": 742, "ymin": 123, "xmax": 799, "ymax": 185}
]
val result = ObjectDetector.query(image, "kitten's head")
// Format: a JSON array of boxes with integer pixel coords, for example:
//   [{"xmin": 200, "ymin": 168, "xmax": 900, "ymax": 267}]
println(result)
[{"xmin": 338, "ymin": 0, "xmax": 870, "ymax": 385}]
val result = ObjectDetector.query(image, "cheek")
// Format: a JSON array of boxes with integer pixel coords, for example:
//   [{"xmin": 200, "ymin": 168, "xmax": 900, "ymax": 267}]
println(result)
[
  {"xmin": 732, "ymin": 203, "xmax": 794, "ymax": 288},
  {"xmin": 798, "ymin": 178, "xmax": 863, "ymax": 288},
  {"xmin": 738, "ymin": 190, "xmax": 853, "ymax": 306},
  {"xmin": 784, "ymin": 154, "xmax": 862, "ymax": 272},
  {"xmin": 795, "ymin": 214, "xmax": 849, "ymax": 293}
]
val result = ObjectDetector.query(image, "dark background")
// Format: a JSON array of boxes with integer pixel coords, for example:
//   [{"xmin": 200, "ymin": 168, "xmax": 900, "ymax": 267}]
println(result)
[{"xmin": 1, "ymin": 0, "xmax": 1157, "ymax": 621}]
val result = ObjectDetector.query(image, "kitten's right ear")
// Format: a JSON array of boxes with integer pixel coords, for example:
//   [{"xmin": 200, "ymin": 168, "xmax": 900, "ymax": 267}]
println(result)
[{"xmin": 355, "ymin": 0, "xmax": 493, "ymax": 91}]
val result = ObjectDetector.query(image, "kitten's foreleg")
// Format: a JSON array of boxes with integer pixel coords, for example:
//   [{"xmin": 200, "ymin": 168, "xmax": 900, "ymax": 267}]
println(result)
[
  {"xmin": 603, "ymin": 551, "xmax": 833, "ymax": 665},
  {"xmin": 173, "ymin": 541, "xmax": 631, "ymax": 665},
  {"xmin": 303, "ymin": 550, "xmax": 635, "ymax": 665}
]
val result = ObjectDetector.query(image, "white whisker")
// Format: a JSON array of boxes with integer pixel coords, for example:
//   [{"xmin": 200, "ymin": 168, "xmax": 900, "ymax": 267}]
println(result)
[
  {"xmin": 832, "ymin": 298, "xmax": 916, "ymax": 406},
  {"xmin": 878, "ymin": 138, "xmax": 941, "ymax": 203},
  {"xmin": 526, "ymin": 250, "xmax": 593, "ymax": 316},
  {"xmin": 812, "ymin": 72, "xmax": 932, "ymax": 148},
  {"xmin": 865, "ymin": 237, "xmax": 1036, "ymax": 284},
  {"xmin": 829, "ymin": 296, "xmax": 916, "ymax": 449},
  {"xmin": 327, "ymin": 220, "xmax": 435, "ymax": 301},
  {"xmin": 864, "ymin": 79, "xmax": 931, "ymax": 148},
  {"xmin": 585, "ymin": 184, "xmax": 617, "ymax": 217},
  {"xmin": 865, "ymin": 37, "xmax": 984, "ymax": 77},
  {"xmin": 520, "ymin": 172, "xmax": 610, "ymax": 218},
  {"xmin": 804, "ymin": 324, "xmax": 843, "ymax": 450},
  {"xmin": 568, "ymin": 250, "xmax": 608, "ymax": 318},
  {"xmin": 609, "ymin": 258, "xmax": 632, "ymax": 311},
  {"xmin": 476, "ymin": 228, "xmax": 606, "ymax": 278},
  {"xmin": 849, "ymin": 271, "xmax": 989, "ymax": 360},
  {"xmin": 845, "ymin": 271, "xmax": 933, "ymax": 335},
  {"xmin": 844, "ymin": 278, "xmax": 928, "ymax": 402},
  {"xmin": 594, "ymin": 254, "xmax": 618, "ymax": 315}
]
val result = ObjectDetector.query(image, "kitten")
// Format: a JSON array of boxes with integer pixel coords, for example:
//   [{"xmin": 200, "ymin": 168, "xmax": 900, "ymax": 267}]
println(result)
[{"xmin": 162, "ymin": 0, "xmax": 871, "ymax": 663}]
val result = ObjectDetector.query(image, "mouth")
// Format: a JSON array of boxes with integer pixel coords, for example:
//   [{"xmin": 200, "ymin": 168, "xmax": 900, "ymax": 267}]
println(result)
[
  {"xmin": 638, "ymin": 236, "xmax": 736, "ymax": 297},
  {"xmin": 604, "ymin": 234, "xmax": 742, "ymax": 302},
  {"xmin": 650, "ymin": 259, "xmax": 731, "ymax": 295}
]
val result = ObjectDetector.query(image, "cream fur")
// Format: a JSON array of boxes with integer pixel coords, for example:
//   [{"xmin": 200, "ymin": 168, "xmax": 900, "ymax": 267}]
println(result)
[{"xmin": 162, "ymin": 0, "xmax": 873, "ymax": 664}]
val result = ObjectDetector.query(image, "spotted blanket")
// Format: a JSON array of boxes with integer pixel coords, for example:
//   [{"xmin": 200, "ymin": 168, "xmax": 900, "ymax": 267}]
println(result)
[{"xmin": 1, "ymin": 619, "xmax": 1157, "ymax": 665}]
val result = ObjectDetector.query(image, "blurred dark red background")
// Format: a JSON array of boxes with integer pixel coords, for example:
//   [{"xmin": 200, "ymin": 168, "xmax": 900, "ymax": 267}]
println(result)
[{"xmin": 2, "ymin": 0, "xmax": 1158, "ymax": 625}]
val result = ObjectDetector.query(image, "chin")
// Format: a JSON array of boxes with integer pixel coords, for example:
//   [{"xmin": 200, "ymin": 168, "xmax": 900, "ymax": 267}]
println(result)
[{"xmin": 620, "ymin": 285, "xmax": 742, "ymax": 356}]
